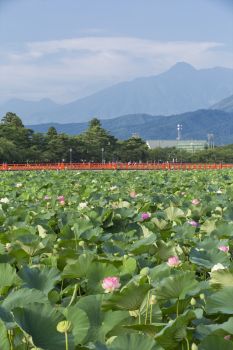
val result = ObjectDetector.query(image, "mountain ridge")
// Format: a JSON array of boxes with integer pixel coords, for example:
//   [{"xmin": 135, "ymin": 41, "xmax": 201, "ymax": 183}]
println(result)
[
  {"xmin": 27, "ymin": 109, "xmax": 233, "ymax": 145},
  {"xmin": 1, "ymin": 62, "xmax": 233, "ymax": 124},
  {"xmin": 211, "ymin": 94, "xmax": 233, "ymax": 113}
]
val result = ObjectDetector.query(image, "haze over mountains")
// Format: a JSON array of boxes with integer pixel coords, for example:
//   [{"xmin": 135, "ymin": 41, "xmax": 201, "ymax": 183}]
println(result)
[
  {"xmin": 211, "ymin": 94, "xmax": 233, "ymax": 113},
  {"xmin": 29, "ymin": 109, "xmax": 233, "ymax": 145},
  {"xmin": 1, "ymin": 62, "xmax": 233, "ymax": 125}
]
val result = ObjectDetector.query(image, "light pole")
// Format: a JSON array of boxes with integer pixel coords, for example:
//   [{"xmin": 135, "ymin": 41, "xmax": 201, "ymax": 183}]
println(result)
[
  {"xmin": 101, "ymin": 147, "xmax": 104, "ymax": 163},
  {"xmin": 69, "ymin": 148, "xmax": 72, "ymax": 164},
  {"xmin": 177, "ymin": 124, "xmax": 182, "ymax": 141}
]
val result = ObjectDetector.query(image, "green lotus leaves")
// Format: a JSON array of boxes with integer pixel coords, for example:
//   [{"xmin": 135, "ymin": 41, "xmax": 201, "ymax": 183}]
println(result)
[
  {"xmin": 155, "ymin": 271, "xmax": 199, "ymax": 300},
  {"xmin": 199, "ymin": 335, "xmax": 233, "ymax": 350},
  {"xmin": 120, "ymin": 257, "xmax": 137, "ymax": 276},
  {"xmin": 65, "ymin": 306, "xmax": 90, "ymax": 344},
  {"xmin": 164, "ymin": 207, "xmax": 185, "ymax": 222},
  {"xmin": 62, "ymin": 253, "xmax": 94, "ymax": 279},
  {"xmin": 197, "ymin": 317, "xmax": 233, "ymax": 339},
  {"xmin": 205, "ymin": 287, "xmax": 233, "ymax": 314},
  {"xmin": 154, "ymin": 240, "xmax": 177, "ymax": 261},
  {"xmin": 210, "ymin": 270, "xmax": 233, "ymax": 288},
  {"xmin": 130, "ymin": 234, "xmax": 157, "ymax": 254},
  {"xmin": 0, "ymin": 263, "xmax": 18, "ymax": 289},
  {"xmin": 12, "ymin": 303, "xmax": 74, "ymax": 350},
  {"xmin": 109, "ymin": 333, "xmax": 162, "ymax": 350},
  {"xmin": 103, "ymin": 284, "xmax": 150, "ymax": 311},
  {"xmin": 2, "ymin": 288, "xmax": 48, "ymax": 312},
  {"xmin": 0, "ymin": 319, "xmax": 10, "ymax": 350},
  {"xmin": 75, "ymin": 294, "xmax": 104, "ymax": 342},
  {"xmin": 189, "ymin": 248, "xmax": 230, "ymax": 269},
  {"xmin": 155, "ymin": 309, "xmax": 202, "ymax": 349},
  {"xmin": 1, "ymin": 170, "xmax": 233, "ymax": 348},
  {"xmin": 86, "ymin": 262, "xmax": 119, "ymax": 293},
  {"xmin": 18, "ymin": 266, "xmax": 60, "ymax": 294}
]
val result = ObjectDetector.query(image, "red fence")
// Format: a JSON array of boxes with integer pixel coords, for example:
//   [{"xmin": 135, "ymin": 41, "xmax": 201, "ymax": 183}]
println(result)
[{"xmin": 0, "ymin": 162, "xmax": 233, "ymax": 171}]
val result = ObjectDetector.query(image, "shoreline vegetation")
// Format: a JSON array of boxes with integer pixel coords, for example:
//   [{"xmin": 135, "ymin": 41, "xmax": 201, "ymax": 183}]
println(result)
[{"xmin": 1, "ymin": 112, "xmax": 233, "ymax": 164}]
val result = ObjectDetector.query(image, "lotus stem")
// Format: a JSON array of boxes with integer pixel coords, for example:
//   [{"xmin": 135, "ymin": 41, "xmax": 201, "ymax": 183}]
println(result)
[
  {"xmin": 176, "ymin": 298, "xmax": 179, "ymax": 317},
  {"xmin": 65, "ymin": 332, "xmax": 69, "ymax": 350},
  {"xmin": 145, "ymin": 291, "xmax": 150, "ymax": 324},
  {"xmin": 75, "ymin": 234, "xmax": 78, "ymax": 251},
  {"xmin": 7, "ymin": 330, "xmax": 14, "ymax": 350},
  {"xmin": 60, "ymin": 279, "xmax": 64, "ymax": 294},
  {"xmin": 185, "ymin": 337, "xmax": 190, "ymax": 350},
  {"xmin": 68, "ymin": 283, "xmax": 78, "ymax": 307},
  {"xmin": 150, "ymin": 303, "xmax": 153, "ymax": 324}
]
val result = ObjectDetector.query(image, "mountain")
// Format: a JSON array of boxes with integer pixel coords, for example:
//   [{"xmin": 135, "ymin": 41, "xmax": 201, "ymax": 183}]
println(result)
[
  {"xmin": 28, "ymin": 109, "xmax": 233, "ymax": 145},
  {"xmin": 0, "ymin": 98, "xmax": 60, "ymax": 124},
  {"xmin": 1, "ymin": 62, "xmax": 233, "ymax": 124},
  {"xmin": 211, "ymin": 94, "xmax": 233, "ymax": 113}
]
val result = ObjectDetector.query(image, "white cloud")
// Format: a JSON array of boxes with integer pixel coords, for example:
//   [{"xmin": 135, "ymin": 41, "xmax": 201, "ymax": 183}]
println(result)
[
  {"xmin": 0, "ymin": 36, "xmax": 232, "ymax": 103},
  {"xmin": 25, "ymin": 37, "xmax": 221, "ymax": 58}
]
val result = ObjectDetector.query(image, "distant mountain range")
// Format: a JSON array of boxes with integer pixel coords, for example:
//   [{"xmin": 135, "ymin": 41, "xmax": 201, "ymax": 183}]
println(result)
[
  {"xmin": 1, "ymin": 62, "xmax": 233, "ymax": 124},
  {"xmin": 28, "ymin": 109, "xmax": 233, "ymax": 145},
  {"xmin": 211, "ymin": 94, "xmax": 233, "ymax": 113}
]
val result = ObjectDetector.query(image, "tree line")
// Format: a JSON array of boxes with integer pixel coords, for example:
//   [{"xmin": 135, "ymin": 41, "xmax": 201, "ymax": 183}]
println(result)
[{"xmin": 1, "ymin": 112, "xmax": 233, "ymax": 163}]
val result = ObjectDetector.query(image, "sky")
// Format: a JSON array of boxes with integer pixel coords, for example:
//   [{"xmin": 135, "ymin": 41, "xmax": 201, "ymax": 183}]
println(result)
[{"xmin": 0, "ymin": 0, "xmax": 232, "ymax": 103}]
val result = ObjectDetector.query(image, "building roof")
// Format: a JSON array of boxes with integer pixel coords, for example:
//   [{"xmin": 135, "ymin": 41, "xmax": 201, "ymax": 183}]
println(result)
[
  {"xmin": 146, "ymin": 140, "xmax": 178, "ymax": 149},
  {"xmin": 146, "ymin": 139, "xmax": 207, "ymax": 149}
]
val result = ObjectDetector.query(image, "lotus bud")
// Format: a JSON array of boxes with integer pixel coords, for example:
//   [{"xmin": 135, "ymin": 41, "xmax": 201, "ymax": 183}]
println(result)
[
  {"xmin": 199, "ymin": 293, "xmax": 205, "ymax": 300},
  {"xmin": 191, "ymin": 343, "xmax": 198, "ymax": 350},
  {"xmin": 140, "ymin": 267, "xmax": 150, "ymax": 276},
  {"xmin": 129, "ymin": 309, "xmax": 139, "ymax": 317},
  {"xmin": 5, "ymin": 243, "xmax": 12, "ymax": 251},
  {"xmin": 79, "ymin": 240, "xmax": 85, "ymax": 247},
  {"xmin": 149, "ymin": 295, "xmax": 157, "ymax": 305},
  {"xmin": 57, "ymin": 321, "xmax": 72, "ymax": 333},
  {"xmin": 190, "ymin": 298, "xmax": 196, "ymax": 306}
]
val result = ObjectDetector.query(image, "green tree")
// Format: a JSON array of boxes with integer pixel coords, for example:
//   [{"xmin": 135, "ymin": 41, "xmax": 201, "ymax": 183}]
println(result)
[
  {"xmin": 0, "ymin": 138, "xmax": 18, "ymax": 162},
  {"xmin": 47, "ymin": 126, "xmax": 58, "ymax": 138},
  {"xmin": 80, "ymin": 118, "xmax": 117, "ymax": 162},
  {"xmin": 118, "ymin": 136, "xmax": 149, "ymax": 162},
  {"xmin": 1, "ymin": 112, "xmax": 24, "ymax": 128}
]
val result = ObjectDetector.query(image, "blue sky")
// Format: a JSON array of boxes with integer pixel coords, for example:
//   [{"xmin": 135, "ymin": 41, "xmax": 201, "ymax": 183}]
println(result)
[{"xmin": 0, "ymin": 0, "xmax": 232, "ymax": 103}]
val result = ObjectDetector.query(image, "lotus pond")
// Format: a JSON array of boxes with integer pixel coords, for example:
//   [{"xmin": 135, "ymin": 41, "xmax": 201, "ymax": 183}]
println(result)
[{"xmin": 0, "ymin": 170, "xmax": 233, "ymax": 350}]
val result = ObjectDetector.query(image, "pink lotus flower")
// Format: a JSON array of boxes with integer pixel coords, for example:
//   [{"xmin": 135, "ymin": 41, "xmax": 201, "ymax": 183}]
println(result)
[
  {"xmin": 224, "ymin": 335, "xmax": 231, "ymax": 341},
  {"xmin": 57, "ymin": 196, "xmax": 65, "ymax": 201},
  {"xmin": 167, "ymin": 256, "xmax": 181, "ymax": 267},
  {"xmin": 188, "ymin": 220, "xmax": 199, "ymax": 227},
  {"xmin": 218, "ymin": 245, "xmax": 229, "ymax": 253},
  {"xmin": 192, "ymin": 199, "xmax": 200, "ymax": 205},
  {"xmin": 141, "ymin": 212, "xmax": 151, "ymax": 221},
  {"xmin": 130, "ymin": 191, "xmax": 137, "ymax": 198},
  {"xmin": 44, "ymin": 195, "xmax": 51, "ymax": 201},
  {"xmin": 102, "ymin": 276, "xmax": 121, "ymax": 293}
]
